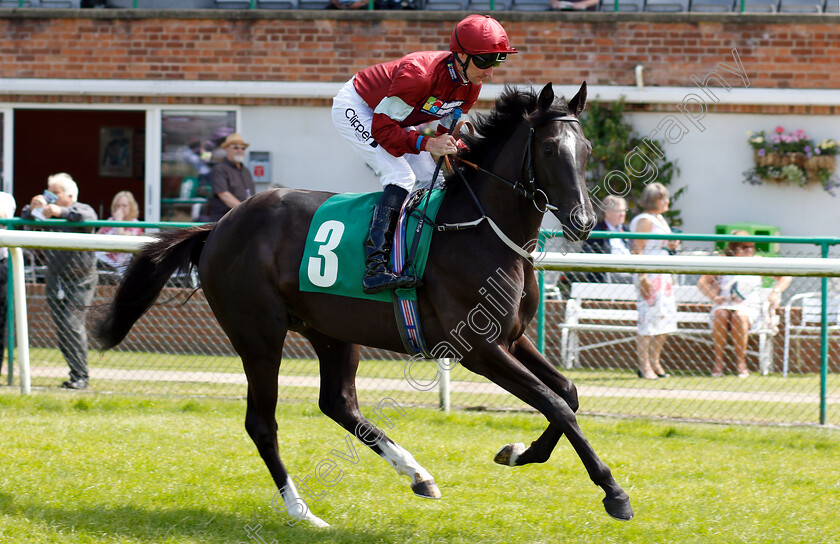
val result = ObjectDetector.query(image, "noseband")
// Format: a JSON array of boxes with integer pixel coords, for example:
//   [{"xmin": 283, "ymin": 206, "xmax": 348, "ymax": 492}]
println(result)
[{"xmin": 453, "ymin": 115, "xmax": 581, "ymax": 214}]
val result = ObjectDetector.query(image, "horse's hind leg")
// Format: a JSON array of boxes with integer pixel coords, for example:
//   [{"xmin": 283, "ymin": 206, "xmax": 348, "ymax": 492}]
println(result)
[
  {"xmin": 495, "ymin": 336, "xmax": 577, "ymax": 467},
  {"xmin": 242, "ymin": 358, "xmax": 329, "ymax": 528},
  {"xmin": 307, "ymin": 332, "xmax": 441, "ymax": 499},
  {"xmin": 215, "ymin": 304, "xmax": 329, "ymax": 528}
]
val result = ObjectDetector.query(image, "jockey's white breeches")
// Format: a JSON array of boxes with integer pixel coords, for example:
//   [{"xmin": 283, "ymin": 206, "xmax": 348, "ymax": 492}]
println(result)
[{"xmin": 332, "ymin": 78, "xmax": 443, "ymax": 192}]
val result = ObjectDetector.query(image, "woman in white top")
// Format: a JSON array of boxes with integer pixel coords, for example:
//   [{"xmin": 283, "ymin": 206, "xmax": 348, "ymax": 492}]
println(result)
[
  {"xmin": 697, "ymin": 232, "xmax": 791, "ymax": 378},
  {"xmin": 629, "ymin": 183, "xmax": 679, "ymax": 380}
]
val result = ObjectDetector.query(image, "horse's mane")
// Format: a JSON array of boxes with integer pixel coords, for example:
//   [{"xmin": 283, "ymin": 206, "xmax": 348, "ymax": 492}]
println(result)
[{"xmin": 457, "ymin": 85, "xmax": 572, "ymax": 167}]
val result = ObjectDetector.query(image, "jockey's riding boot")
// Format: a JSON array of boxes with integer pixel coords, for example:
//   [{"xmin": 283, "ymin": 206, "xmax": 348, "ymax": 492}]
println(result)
[{"xmin": 363, "ymin": 186, "xmax": 417, "ymax": 294}]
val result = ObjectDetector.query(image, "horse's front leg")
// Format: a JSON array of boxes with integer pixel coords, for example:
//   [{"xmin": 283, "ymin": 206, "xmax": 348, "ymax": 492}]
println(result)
[
  {"xmin": 310, "ymin": 334, "xmax": 441, "ymax": 500},
  {"xmin": 495, "ymin": 336, "xmax": 578, "ymax": 466},
  {"xmin": 462, "ymin": 343, "xmax": 633, "ymax": 521}
]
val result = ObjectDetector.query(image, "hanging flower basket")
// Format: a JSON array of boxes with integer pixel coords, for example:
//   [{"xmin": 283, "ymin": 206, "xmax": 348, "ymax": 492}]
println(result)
[{"xmin": 743, "ymin": 127, "xmax": 839, "ymax": 196}]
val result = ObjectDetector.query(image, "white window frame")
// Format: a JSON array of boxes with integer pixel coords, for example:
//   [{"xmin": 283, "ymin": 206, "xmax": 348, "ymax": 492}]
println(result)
[
  {"xmin": 0, "ymin": 102, "xmax": 240, "ymax": 222},
  {"xmin": 155, "ymin": 106, "xmax": 242, "ymax": 223},
  {"xmin": 1, "ymin": 108, "xmax": 12, "ymax": 194}
]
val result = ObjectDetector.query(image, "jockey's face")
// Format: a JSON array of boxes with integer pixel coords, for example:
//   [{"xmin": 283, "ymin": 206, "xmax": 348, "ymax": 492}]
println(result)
[{"xmin": 456, "ymin": 53, "xmax": 495, "ymax": 85}]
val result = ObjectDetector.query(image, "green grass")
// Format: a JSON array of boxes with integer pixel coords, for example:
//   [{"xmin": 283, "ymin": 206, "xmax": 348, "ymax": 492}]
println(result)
[{"xmin": 1, "ymin": 392, "xmax": 839, "ymax": 543}]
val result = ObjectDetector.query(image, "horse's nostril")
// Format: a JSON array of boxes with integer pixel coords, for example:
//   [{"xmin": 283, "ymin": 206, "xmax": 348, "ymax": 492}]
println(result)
[{"xmin": 570, "ymin": 207, "xmax": 596, "ymax": 233}]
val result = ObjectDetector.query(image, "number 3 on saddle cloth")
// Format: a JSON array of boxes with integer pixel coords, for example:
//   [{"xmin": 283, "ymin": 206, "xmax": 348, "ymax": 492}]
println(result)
[{"xmin": 299, "ymin": 189, "xmax": 446, "ymax": 358}]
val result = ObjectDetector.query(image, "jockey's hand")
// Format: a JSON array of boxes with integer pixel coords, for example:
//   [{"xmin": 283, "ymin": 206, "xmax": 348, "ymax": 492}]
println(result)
[{"xmin": 426, "ymin": 134, "xmax": 458, "ymax": 160}]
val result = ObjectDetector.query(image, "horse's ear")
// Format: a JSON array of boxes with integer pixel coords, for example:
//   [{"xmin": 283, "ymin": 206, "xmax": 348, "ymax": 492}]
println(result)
[
  {"xmin": 537, "ymin": 82, "xmax": 555, "ymax": 112},
  {"xmin": 568, "ymin": 81, "xmax": 587, "ymax": 117}
]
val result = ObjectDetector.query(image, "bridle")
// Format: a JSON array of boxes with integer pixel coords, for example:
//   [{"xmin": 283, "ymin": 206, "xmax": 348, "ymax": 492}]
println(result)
[
  {"xmin": 452, "ymin": 115, "xmax": 581, "ymax": 215},
  {"xmin": 425, "ymin": 114, "xmax": 583, "ymax": 262}
]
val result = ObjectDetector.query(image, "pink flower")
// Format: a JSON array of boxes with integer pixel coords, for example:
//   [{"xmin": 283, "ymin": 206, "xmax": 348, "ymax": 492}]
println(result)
[{"xmin": 774, "ymin": 126, "xmax": 785, "ymax": 134}]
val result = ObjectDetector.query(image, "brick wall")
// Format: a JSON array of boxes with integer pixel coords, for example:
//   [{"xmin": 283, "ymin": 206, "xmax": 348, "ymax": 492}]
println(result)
[{"xmin": 1, "ymin": 11, "xmax": 838, "ymax": 90}]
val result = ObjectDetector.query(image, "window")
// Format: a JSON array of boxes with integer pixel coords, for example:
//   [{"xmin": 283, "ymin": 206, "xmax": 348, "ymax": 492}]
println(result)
[{"xmin": 160, "ymin": 110, "xmax": 236, "ymax": 222}]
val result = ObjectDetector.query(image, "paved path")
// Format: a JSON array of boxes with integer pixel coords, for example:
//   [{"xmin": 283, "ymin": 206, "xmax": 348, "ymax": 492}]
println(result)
[{"xmin": 25, "ymin": 366, "xmax": 838, "ymax": 405}]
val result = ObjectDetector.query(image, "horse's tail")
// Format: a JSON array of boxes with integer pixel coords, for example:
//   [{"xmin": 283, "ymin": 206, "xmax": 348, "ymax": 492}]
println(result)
[{"xmin": 93, "ymin": 223, "xmax": 215, "ymax": 350}]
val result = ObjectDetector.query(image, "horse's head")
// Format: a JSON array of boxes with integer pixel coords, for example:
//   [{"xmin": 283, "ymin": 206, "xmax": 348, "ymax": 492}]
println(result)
[{"xmin": 528, "ymin": 82, "xmax": 596, "ymax": 242}]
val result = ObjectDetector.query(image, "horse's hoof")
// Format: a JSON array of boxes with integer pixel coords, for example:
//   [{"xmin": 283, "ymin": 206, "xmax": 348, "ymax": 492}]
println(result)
[
  {"xmin": 603, "ymin": 493, "xmax": 634, "ymax": 521},
  {"xmin": 494, "ymin": 442, "xmax": 526, "ymax": 466},
  {"xmin": 411, "ymin": 479, "xmax": 442, "ymax": 499},
  {"xmin": 306, "ymin": 515, "xmax": 331, "ymax": 528}
]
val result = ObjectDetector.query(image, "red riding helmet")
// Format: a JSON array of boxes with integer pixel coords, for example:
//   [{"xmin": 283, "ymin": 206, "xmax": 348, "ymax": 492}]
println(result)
[{"xmin": 449, "ymin": 14, "xmax": 518, "ymax": 57}]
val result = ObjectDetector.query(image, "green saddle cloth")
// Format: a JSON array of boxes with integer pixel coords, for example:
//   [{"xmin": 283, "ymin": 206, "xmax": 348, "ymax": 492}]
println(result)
[{"xmin": 299, "ymin": 190, "xmax": 446, "ymax": 303}]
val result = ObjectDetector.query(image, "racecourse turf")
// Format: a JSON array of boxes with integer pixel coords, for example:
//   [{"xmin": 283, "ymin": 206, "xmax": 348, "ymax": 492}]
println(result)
[{"xmin": 0, "ymin": 391, "xmax": 838, "ymax": 544}]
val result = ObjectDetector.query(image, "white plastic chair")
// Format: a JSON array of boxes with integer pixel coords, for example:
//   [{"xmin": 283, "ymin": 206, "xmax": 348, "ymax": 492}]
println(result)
[{"xmin": 782, "ymin": 292, "xmax": 840, "ymax": 377}]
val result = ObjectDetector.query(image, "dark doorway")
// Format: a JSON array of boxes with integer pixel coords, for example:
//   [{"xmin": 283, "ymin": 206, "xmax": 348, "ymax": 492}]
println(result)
[{"xmin": 14, "ymin": 109, "xmax": 145, "ymax": 220}]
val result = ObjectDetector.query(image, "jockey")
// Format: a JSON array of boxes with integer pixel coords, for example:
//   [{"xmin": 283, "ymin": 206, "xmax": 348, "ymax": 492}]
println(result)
[{"xmin": 332, "ymin": 14, "xmax": 517, "ymax": 295}]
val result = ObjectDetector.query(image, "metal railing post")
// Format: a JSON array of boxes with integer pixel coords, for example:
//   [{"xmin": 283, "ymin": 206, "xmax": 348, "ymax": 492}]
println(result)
[
  {"xmin": 9, "ymin": 247, "xmax": 29, "ymax": 395},
  {"xmin": 537, "ymin": 230, "xmax": 546, "ymax": 354},
  {"xmin": 819, "ymin": 241, "xmax": 829, "ymax": 425},
  {"xmin": 5, "ymin": 256, "xmax": 13, "ymax": 386},
  {"xmin": 438, "ymin": 358, "xmax": 450, "ymax": 414}
]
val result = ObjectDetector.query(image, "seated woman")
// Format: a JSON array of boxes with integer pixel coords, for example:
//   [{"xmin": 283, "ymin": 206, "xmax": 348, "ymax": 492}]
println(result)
[
  {"xmin": 697, "ymin": 232, "xmax": 791, "ymax": 378},
  {"xmin": 97, "ymin": 191, "xmax": 143, "ymax": 275}
]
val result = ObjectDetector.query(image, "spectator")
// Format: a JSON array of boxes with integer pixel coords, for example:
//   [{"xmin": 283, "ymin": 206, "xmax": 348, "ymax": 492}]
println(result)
[
  {"xmin": 0, "ymin": 191, "xmax": 16, "ymax": 366},
  {"xmin": 550, "ymin": 0, "xmax": 599, "ymax": 9},
  {"xmin": 697, "ymin": 232, "xmax": 791, "ymax": 378},
  {"xmin": 21, "ymin": 173, "xmax": 98, "ymax": 390},
  {"xmin": 204, "ymin": 133, "xmax": 256, "ymax": 222},
  {"xmin": 331, "ymin": 14, "xmax": 517, "ymax": 294},
  {"xmin": 578, "ymin": 195, "xmax": 632, "ymax": 283},
  {"xmin": 97, "ymin": 190, "xmax": 144, "ymax": 275},
  {"xmin": 629, "ymin": 182, "xmax": 678, "ymax": 380}
]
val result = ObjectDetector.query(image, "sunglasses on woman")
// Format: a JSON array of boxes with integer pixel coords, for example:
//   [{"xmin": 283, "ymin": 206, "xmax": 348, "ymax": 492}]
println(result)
[{"xmin": 471, "ymin": 52, "xmax": 507, "ymax": 70}]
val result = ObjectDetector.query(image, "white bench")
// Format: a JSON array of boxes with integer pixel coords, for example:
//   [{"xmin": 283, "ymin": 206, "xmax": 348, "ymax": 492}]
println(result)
[
  {"xmin": 782, "ymin": 292, "xmax": 840, "ymax": 377},
  {"xmin": 558, "ymin": 282, "xmax": 777, "ymax": 374}
]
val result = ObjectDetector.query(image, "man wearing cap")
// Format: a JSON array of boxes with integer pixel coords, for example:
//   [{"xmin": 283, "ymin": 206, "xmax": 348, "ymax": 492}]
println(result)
[
  {"xmin": 332, "ymin": 14, "xmax": 518, "ymax": 294},
  {"xmin": 205, "ymin": 132, "xmax": 256, "ymax": 222}
]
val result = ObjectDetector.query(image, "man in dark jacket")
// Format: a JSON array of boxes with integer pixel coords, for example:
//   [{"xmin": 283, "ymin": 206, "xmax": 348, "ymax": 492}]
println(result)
[{"xmin": 22, "ymin": 173, "xmax": 98, "ymax": 390}]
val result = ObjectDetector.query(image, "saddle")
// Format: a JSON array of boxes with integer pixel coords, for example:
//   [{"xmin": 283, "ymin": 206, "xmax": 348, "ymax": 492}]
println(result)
[{"xmin": 299, "ymin": 189, "xmax": 445, "ymax": 304}]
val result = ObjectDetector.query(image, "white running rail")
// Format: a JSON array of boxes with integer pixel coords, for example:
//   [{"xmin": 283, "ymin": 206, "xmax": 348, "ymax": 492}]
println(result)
[{"xmin": 2, "ymin": 232, "xmax": 839, "ymax": 395}]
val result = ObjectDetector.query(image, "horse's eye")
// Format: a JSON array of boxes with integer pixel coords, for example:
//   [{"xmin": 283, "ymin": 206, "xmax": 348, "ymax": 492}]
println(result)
[{"xmin": 542, "ymin": 143, "xmax": 554, "ymax": 154}]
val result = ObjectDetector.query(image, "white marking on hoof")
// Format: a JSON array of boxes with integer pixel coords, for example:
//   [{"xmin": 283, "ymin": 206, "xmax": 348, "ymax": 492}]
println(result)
[
  {"xmin": 276, "ymin": 477, "xmax": 331, "ymax": 528},
  {"xmin": 494, "ymin": 442, "xmax": 526, "ymax": 466},
  {"xmin": 304, "ymin": 514, "xmax": 331, "ymax": 528},
  {"xmin": 375, "ymin": 438, "xmax": 435, "ymax": 485},
  {"xmin": 412, "ymin": 479, "xmax": 442, "ymax": 499}
]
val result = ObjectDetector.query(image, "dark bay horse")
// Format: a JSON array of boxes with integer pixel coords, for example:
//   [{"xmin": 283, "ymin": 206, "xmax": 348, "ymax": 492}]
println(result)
[{"xmin": 94, "ymin": 82, "xmax": 633, "ymax": 526}]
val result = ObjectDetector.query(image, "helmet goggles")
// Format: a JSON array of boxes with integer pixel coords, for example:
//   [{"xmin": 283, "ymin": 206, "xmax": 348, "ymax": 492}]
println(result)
[{"xmin": 470, "ymin": 52, "xmax": 507, "ymax": 70}]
